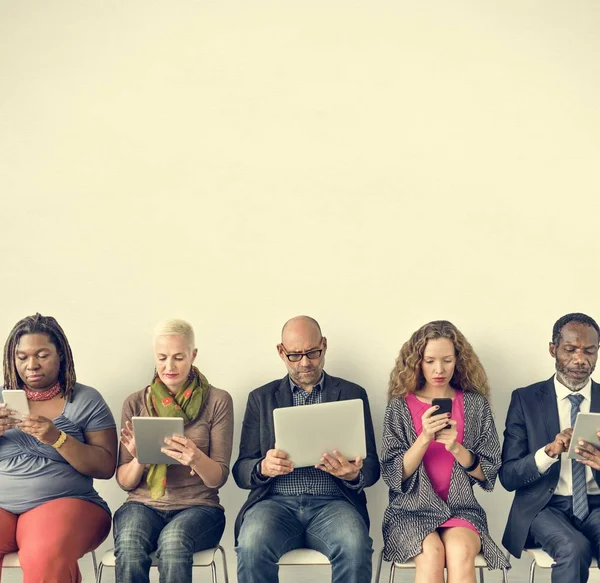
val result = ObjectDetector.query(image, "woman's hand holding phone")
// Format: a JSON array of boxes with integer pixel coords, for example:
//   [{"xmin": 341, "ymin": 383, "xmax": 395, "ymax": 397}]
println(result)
[
  {"xmin": 18, "ymin": 415, "xmax": 61, "ymax": 445},
  {"xmin": 434, "ymin": 420, "xmax": 460, "ymax": 454},
  {"xmin": 0, "ymin": 404, "xmax": 18, "ymax": 435},
  {"xmin": 420, "ymin": 405, "xmax": 451, "ymax": 444},
  {"xmin": 431, "ymin": 398, "xmax": 452, "ymax": 429}
]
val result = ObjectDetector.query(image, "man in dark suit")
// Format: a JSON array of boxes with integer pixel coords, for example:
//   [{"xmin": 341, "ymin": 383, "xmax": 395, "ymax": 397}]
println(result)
[
  {"xmin": 500, "ymin": 312, "xmax": 600, "ymax": 582},
  {"xmin": 232, "ymin": 315, "xmax": 380, "ymax": 583}
]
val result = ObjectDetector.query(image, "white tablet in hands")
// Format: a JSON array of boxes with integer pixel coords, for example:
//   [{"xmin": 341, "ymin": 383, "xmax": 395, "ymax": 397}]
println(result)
[
  {"xmin": 567, "ymin": 412, "xmax": 600, "ymax": 460},
  {"xmin": 132, "ymin": 417, "xmax": 184, "ymax": 465}
]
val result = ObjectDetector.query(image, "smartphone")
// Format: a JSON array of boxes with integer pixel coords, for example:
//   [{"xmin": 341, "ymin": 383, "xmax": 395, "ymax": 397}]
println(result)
[
  {"xmin": 2, "ymin": 389, "xmax": 30, "ymax": 421},
  {"xmin": 432, "ymin": 397, "xmax": 452, "ymax": 429}
]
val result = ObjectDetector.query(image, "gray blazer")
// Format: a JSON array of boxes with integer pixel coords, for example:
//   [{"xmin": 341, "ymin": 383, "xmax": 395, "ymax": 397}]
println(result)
[
  {"xmin": 381, "ymin": 390, "xmax": 510, "ymax": 570},
  {"xmin": 232, "ymin": 372, "xmax": 380, "ymax": 542}
]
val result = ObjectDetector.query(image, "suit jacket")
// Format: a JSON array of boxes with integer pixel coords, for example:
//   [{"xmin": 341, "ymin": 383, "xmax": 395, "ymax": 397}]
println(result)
[
  {"xmin": 232, "ymin": 371, "xmax": 380, "ymax": 542},
  {"xmin": 499, "ymin": 376, "xmax": 600, "ymax": 557}
]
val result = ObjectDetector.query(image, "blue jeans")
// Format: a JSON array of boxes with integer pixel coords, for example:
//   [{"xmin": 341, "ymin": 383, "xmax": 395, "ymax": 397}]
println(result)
[
  {"xmin": 235, "ymin": 495, "xmax": 373, "ymax": 583},
  {"xmin": 113, "ymin": 501, "xmax": 225, "ymax": 583}
]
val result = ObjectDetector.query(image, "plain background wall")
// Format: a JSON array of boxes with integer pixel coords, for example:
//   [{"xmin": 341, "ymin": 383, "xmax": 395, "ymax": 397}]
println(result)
[{"xmin": 1, "ymin": 1, "xmax": 600, "ymax": 581}]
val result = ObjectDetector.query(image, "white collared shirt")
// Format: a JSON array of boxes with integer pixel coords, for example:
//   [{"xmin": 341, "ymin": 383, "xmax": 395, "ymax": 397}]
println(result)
[{"xmin": 534, "ymin": 375, "xmax": 600, "ymax": 495}]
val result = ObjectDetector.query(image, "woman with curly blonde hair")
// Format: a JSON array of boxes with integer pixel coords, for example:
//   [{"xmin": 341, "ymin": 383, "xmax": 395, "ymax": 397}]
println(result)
[{"xmin": 380, "ymin": 321, "xmax": 509, "ymax": 583}]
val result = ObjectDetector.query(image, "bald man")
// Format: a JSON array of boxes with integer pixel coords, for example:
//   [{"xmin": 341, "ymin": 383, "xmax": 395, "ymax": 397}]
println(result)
[{"xmin": 232, "ymin": 316, "xmax": 380, "ymax": 583}]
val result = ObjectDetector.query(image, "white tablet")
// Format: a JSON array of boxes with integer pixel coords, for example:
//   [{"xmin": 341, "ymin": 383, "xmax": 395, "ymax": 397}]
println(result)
[
  {"xmin": 273, "ymin": 399, "xmax": 367, "ymax": 468},
  {"xmin": 567, "ymin": 412, "xmax": 600, "ymax": 460},
  {"xmin": 132, "ymin": 417, "xmax": 184, "ymax": 465}
]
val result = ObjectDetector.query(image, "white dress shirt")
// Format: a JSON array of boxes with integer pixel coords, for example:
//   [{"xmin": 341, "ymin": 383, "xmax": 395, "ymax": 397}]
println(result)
[{"xmin": 534, "ymin": 376, "xmax": 600, "ymax": 495}]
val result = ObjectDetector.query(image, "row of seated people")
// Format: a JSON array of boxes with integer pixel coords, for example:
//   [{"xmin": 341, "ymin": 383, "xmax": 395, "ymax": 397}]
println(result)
[{"xmin": 0, "ymin": 311, "xmax": 597, "ymax": 583}]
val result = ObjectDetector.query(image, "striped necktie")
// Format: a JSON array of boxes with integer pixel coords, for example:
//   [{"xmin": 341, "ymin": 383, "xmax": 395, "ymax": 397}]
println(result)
[{"xmin": 568, "ymin": 393, "xmax": 589, "ymax": 521}]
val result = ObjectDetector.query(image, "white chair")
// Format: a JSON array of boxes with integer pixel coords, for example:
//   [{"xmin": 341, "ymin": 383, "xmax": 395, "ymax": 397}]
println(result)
[
  {"xmin": 524, "ymin": 548, "xmax": 598, "ymax": 583},
  {"xmin": 374, "ymin": 548, "xmax": 508, "ymax": 583},
  {"xmin": 1, "ymin": 553, "xmax": 24, "ymax": 570},
  {"xmin": 1, "ymin": 550, "xmax": 98, "ymax": 578},
  {"xmin": 277, "ymin": 548, "xmax": 331, "ymax": 574},
  {"xmin": 96, "ymin": 545, "xmax": 229, "ymax": 583}
]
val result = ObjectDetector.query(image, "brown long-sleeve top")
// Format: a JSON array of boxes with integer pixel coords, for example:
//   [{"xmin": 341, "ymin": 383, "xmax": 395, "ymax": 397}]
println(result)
[{"xmin": 117, "ymin": 385, "xmax": 234, "ymax": 510}]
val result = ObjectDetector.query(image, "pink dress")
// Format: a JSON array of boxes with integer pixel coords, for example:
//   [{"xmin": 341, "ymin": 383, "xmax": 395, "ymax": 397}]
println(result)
[{"xmin": 406, "ymin": 390, "xmax": 478, "ymax": 534}]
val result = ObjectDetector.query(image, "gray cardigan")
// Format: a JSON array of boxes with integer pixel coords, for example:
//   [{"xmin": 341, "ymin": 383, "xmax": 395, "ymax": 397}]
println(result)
[
  {"xmin": 232, "ymin": 372, "xmax": 380, "ymax": 542},
  {"xmin": 381, "ymin": 390, "xmax": 509, "ymax": 570}
]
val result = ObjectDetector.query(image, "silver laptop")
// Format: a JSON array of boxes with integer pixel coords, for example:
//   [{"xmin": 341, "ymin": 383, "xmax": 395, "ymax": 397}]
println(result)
[
  {"xmin": 273, "ymin": 399, "xmax": 366, "ymax": 468},
  {"xmin": 132, "ymin": 417, "xmax": 184, "ymax": 465}
]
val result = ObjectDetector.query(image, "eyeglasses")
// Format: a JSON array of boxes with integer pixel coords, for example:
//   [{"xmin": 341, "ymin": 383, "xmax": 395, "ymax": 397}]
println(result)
[{"xmin": 281, "ymin": 348, "xmax": 323, "ymax": 362}]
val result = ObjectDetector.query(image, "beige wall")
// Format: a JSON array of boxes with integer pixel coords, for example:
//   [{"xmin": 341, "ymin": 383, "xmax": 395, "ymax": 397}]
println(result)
[{"xmin": 1, "ymin": 1, "xmax": 600, "ymax": 581}]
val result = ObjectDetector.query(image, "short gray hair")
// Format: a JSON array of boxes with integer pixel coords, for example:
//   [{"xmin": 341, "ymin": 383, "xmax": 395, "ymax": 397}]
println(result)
[{"xmin": 153, "ymin": 318, "xmax": 195, "ymax": 349}]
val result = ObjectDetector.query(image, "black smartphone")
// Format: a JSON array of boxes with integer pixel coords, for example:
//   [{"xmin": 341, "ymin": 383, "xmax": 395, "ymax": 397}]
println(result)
[{"xmin": 432, "ymin": 398, "xmax": 452, "ymax": 429}]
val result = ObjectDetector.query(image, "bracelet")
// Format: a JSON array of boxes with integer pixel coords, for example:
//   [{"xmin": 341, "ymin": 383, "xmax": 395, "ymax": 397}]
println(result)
[
  {"xmin": 51, "ymin": 430, "xmax": 68, "ymax": 449},
  {"xmin": 459, "ymin": 451, "xmax": 480, "ymax": 472}
]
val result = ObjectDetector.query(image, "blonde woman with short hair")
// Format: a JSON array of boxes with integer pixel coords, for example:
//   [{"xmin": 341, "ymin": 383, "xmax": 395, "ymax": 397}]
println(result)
[{"xmin": 113, "ymin": 319, "xmax": 234, "ymax": 583}]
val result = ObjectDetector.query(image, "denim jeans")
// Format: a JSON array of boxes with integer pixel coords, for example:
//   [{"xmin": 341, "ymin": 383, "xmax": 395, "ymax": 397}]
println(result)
[
  {"xmin": 235, "ymin": 495, "xmax": 373, "ymax": 583},
  {"xmin": 113, "ymin": 501, "xmax": 225, "ymax": 583}
]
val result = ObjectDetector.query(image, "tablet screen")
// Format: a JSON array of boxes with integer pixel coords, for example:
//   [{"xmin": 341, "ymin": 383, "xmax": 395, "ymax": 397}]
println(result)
[
  {"xmin": 133, "ymin": 417, "xmax": 185, "ymax": 465},
  {"xmin": 567, "ymin": 412, "xmax": 600, "ymax": 460}
]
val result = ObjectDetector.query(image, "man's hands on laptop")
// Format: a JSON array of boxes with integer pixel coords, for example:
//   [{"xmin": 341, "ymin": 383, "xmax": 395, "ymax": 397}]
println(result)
[
  {"xmin": 316, "ymin": 450, "xmax": 363, "ymax": 481},
  {"xmin": 261, "ymin": 449, "xmax": 295, "ymax": 477},
  {"xmin": 260, "ymin": 448, "xmax": 363, "ymax": 480}
]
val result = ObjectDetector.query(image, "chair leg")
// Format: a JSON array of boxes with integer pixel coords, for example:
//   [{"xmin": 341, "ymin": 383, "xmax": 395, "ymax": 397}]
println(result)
[
  {"xmin": 388, "ymin": 561, "xmax": 396, "ymax": 583},
  {"xmin": 529, "ymin": 560, "xmax": 536, "ymax": 583},
  {"xmin": 502, "ymin": 566, "xmax": 509, "ymax": 583},
  {"xmin": 210, "ymin": 561, "xmax": 217, "ymax": 583},
  {"xmin": 478, "ymin": 566, "xmax": 484, "ymax": 583},
  {"xmin": 91, "ymin": 550, "xmax": 98, "ymax": 580},
  {"xmin": 218, "ymin": 545, "xmax": 230, "ymax": 583},
  {"xmin": 96, "ymin": 562, "xmax": 104, "ymax": 583},
  {"xmin": 373, "ymin": 549, "xmax": 384, "ymax": 583}
]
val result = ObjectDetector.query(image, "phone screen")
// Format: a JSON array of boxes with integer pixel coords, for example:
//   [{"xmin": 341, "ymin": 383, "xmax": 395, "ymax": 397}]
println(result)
[
  {"xmin": 2, "ymin": 390, "xmax": 30, "ymax": 420},
  {"xmin": 432, "ymin": 397, "xmax": 452, "ymax": 429}
]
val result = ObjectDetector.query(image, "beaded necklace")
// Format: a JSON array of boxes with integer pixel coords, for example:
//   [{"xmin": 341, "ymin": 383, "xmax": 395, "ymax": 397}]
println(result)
[{"xmin": 24, "ymin": 381, "xmax": 62, "ymax": 401}]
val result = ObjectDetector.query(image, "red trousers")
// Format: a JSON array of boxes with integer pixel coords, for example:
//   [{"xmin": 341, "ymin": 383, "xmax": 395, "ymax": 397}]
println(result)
[{"xmin": 0, "ymin": 498, "xmax": 111, "ymax": 583}]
